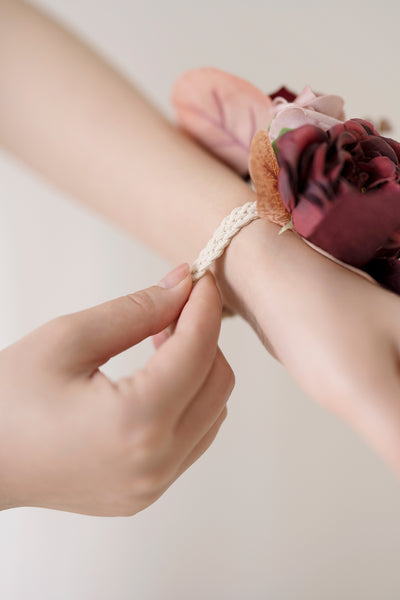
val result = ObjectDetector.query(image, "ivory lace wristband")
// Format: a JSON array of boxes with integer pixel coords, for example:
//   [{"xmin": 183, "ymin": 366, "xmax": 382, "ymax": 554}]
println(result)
[{"xmin": 190, "ymin": 200, "xmax": 260, "ymax": 281}]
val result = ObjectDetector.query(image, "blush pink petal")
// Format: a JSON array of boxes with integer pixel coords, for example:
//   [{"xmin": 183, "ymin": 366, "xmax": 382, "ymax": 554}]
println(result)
[
  {"xmin": 269, "ymin": 85, "xmax": 345, "ymax": 142},
  {"xmin": 269, "ymin": 107, "xmax": 343, "ymax": 142},
  {"xmin": 172, "ymin": 67, "xmax": 273, "ymax": 175},
  {"xmin": 294, "ymin": 85, "xmax": 345, "ymax": 120},
  {"xmin": 292, "ymin": 85, "xmax": 317, "ymax": 106},
  {"xmin": 307, "ymin": 95, "xmax": 346, "ymax": 121}
]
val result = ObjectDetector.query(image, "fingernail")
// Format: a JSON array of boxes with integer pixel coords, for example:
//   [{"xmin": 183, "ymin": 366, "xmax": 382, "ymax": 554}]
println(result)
[{"xmin": 158, "ymin": 263, "xmax": 190, "ymax": 289}]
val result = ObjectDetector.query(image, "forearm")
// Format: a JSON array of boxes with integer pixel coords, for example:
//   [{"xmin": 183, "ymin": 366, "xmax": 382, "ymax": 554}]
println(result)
[
  {"xmin": 0, "ymin": 0, "xmax": 330, "ymax": 338},
  {"xmin": 0, "ymin": 0, "xmax": 260, "ymax": 265},
  {"xmin": 4, "ymin": 3, "xmax": 400, "ymax": 479}
]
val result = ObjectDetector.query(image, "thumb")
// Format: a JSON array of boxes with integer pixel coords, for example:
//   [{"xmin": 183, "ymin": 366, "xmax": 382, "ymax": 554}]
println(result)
[{"xmin": 61, "ymin": 263, "xmax": 192, "ymax": 371}]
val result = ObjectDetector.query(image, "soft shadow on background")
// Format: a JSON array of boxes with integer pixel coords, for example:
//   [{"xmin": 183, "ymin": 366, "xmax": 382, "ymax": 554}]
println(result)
[{"xmin": 1, "ymin": 1, "xmax": 400, "ymax": 598}]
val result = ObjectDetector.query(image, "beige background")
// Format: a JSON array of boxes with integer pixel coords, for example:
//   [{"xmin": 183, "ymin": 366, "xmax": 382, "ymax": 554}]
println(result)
[{"xmin": 1, "ymin": 1, "xmax": 400, "ymax": 598}]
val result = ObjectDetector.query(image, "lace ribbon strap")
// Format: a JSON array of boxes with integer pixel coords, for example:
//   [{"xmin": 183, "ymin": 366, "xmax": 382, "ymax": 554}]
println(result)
[{"xmin": 190, "ymin": 200, "xmax": 260, "ymax": 281}]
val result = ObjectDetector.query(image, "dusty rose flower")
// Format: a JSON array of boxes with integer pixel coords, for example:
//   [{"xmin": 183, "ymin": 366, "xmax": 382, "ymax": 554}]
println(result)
[
  {"xmin": 275, "ymin": 119, "xmax": 400, "ymax": 285},
  {"xmin": 269, "ymin": 85, "xmax": 345, "ymax": 143}
]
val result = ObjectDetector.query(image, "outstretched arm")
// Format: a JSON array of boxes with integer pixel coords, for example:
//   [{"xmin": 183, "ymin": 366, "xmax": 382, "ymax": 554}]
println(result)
[
  {"xmin": 2, "ymin": 0, "xmax": 400, "ymax": 476},
  {"xmin": 0, "ymin": 0, "xmax": 259, "ymax": 267}
]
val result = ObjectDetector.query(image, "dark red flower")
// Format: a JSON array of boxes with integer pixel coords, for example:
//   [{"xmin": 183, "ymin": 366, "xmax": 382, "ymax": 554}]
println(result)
[
  {"xmin": 363, "ymin": 257, "xmax": 400, "ymax": 294},
  {"xmin": 275, "ymin": 119, "xmax": 400, "ymax": 291},
  {"xmin": 269, "ymin": 86, "xmax": 297, "ymax": 103}
]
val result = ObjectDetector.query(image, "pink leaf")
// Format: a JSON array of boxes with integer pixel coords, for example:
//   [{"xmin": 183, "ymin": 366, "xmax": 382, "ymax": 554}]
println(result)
[{"xmin": 172, "ymin": 67, "xmax": 273, "ymax": 175}]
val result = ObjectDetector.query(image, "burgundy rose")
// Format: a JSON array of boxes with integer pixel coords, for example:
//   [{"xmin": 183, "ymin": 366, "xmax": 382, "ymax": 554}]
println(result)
[
  {"xmin": 275, "ymin": 118, "xmax": 400, "ymax": 293},
  {"xmin": 269, "ymin": 86, "xmax": 297, "ymax": 102},
  {"xmin": 363, "ymin": 256, "xmax": 400, "ymax": 294}
]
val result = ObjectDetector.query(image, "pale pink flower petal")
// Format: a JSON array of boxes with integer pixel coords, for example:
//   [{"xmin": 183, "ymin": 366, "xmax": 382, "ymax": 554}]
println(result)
[
  {"xmin": 305, "ymin": 94, "xmax": 345, "ymax": 121},
  {"xmin": 293, "ymin": 85, "xmax": 317, "ymax": 106},
  {"xmin": 269, "ymin": 85, "xmax": 345, "ymax": 142},
  {"xmin": 269, "ymin": 107, "xmax": 343, "ymax": 142},
  {"xmin": 172, "ymin": 67, "xmax": 273, "ymax": 175}
]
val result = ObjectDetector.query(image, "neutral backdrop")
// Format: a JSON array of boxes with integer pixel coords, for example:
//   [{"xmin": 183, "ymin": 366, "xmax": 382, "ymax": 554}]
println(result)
[{"xmin": 1, "ymin": 1, "xmax": 400, "ymax": 598}]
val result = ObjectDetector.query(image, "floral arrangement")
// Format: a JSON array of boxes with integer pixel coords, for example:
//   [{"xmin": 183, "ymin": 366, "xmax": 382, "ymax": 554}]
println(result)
[{"xmin": 172, "ymin": 68, "xmax": 400, "ymax": 295}]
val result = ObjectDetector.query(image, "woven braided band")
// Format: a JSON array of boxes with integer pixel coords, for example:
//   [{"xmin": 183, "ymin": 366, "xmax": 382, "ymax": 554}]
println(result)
[{"xmin": 190, "ymin": 201, "xmax": 260, "ymax": 281}]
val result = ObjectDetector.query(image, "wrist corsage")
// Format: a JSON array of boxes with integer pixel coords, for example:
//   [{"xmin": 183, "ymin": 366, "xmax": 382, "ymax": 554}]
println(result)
[{"xmin": 173, "ymin": 68, "xmax": 400, "ymax": 296}]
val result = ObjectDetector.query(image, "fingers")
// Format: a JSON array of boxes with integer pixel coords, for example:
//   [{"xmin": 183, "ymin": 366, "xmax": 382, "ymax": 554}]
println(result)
[
  {"xmin": 47, "ymin": 263, "xmax": 192, "ymax": 372},
  {"xmin": 152, "ymin": 328, "xmax": 170, "ymax": 350},
  {"xmin": 174, "ymin": 406, "xmax": 228, "ymax": 481},
  {"xmin": 151, "ymin": 317, "xmax": 177, "ymax": 349},
  {"xmin": 146, "ymin": 365, "xmax": 231, "ymax": 505},
  {"xmin": 140, "ymin": 272, "xmax": 223, "ymax": 416},
  {"xmin": 173, "ymin": 347, "xmax": 234, "ymax": 455},
  {"xmin": 152, "ymin": 319, "xmax": 177, "ymax": 350}
]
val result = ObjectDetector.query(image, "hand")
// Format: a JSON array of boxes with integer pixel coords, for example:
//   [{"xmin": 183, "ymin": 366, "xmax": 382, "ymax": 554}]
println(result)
[
  {"xmin": 0, "ymin": 266, "xmax": 234, "ymax": 516},
  {"xmin": 216, "ymin": 216, "xmax": 400, "ymax": 476}
]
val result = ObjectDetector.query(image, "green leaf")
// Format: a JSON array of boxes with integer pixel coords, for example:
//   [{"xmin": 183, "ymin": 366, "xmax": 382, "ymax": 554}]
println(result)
[
  {"xmin": 272, "ymin": 128, "xmax": 294, "ymax": 155},
  {"xmin": 278, "ymin": 216, "xmax": 294, "ymax": 235}
]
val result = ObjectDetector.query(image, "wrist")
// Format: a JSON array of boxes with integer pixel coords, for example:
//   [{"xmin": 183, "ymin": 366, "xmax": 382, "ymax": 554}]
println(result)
[
  {"xmin": 211, "ymin": 208, "xmax": 328, "ymax": 360},
  {"xmin": 212, "ymin": 214, "xmax": 282, "ymax": 348}
]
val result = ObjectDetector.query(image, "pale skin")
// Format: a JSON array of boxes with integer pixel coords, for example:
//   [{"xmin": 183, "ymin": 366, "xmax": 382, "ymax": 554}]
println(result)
[
  {"xmin": 0, "ymin": 264, "xmax": 234, "ymax": 516},
  {"xmin": 1, "ymin": 0, "xmax": 400, "ymax": 515}
]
